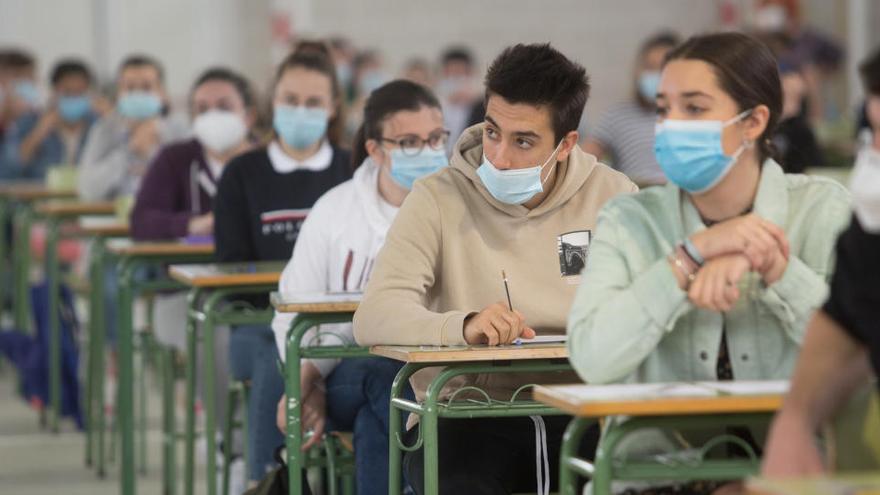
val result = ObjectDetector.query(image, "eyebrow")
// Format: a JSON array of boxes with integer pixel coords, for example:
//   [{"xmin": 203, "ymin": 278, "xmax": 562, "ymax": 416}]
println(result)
[
  {"xmin": 389, "ymin": 127, "xmax": 447, "ymax": 139},
  {"xmin": 655, "ymin": 90, "xmax": 714, "ymax": 100},
  {"xmin": 484, "ymin": 114, "xmax": 541, "ymax": 140}
]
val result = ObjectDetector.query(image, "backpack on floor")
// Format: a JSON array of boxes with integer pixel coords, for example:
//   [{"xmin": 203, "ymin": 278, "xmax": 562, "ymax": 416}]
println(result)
[{"xmin": 0, "ymin": 280, "xmax": 83, "ymax": 428}]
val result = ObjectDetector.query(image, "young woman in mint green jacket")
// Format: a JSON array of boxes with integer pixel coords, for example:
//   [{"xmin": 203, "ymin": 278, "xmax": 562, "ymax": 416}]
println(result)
[{"xmin": 567, "ymin": 32, "xmax": 851, "ymax": 494}]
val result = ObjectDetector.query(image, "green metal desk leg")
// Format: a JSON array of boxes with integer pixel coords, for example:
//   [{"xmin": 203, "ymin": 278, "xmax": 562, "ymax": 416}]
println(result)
[
  {"xmin": 118, "ymin": 257, "xmax": 140, "ymax": 495},
  {"xmin": 13, "ymin": 205, "xmax": 33, "ymax": 332},
  {"xmin": 184, "ymin": 288, "xmax": 203, "ymax": 495},
  {"xmin": 201, "ymin": 290, "xmax": 227, "ymax": 495},
  {"xmin": 285, "ymin": 313, "xmax": 360, "ymax": 495},
  {"xmin": 161, "ymin": 344, "xmax": 177, "ymax": 495},
  {"xmin": 45, "ymin": 216, "xmax": 61, "ymax": 433},
  {"xmin": 85, "ymin": 240, "xmax": 98, "ymax": 467},
  {"xmin": 94, "ymin": 244, "xmax": 109, "ymax": 478},
  {"xmin": 387, "ymin": 362, "xmax": 426, "ymax": 495},
  {"xmin": 0, "ymin": 197, "xmax": 8, "ymax": 326},
  {"xmin": 559, "ymin": 417, "xmax": 594, "ymax": 495}
]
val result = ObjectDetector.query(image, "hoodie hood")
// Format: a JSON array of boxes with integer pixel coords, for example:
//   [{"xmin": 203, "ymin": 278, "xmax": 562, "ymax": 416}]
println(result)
[
  {"xmin": 449, "ymin": 123, "xmax": 599, "ymax": 218},
  {"xmin": 352, "ymin": 157, "xmax": 397, "ymax": 238}
]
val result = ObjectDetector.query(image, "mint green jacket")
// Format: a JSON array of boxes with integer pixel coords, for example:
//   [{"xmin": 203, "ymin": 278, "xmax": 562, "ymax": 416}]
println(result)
[{"xmin": 567, "ymin": 160, "xmax": 851, "ymax": 385}]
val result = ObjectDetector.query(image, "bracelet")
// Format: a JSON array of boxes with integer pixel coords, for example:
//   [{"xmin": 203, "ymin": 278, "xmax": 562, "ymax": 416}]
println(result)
[
  {"xmin": 682, "ymin": 238, "xmax": 705, "ymax": 266},
  {"xmin": 669, "ymin": 247, "xmax": 698, "ymax": 289}
]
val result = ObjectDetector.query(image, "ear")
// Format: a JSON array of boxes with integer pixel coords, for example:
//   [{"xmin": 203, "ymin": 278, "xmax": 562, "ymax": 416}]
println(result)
[
  {"xmin": 245, "ymin": 107, "xmax": 258, "ymax": 129},
  {"xmin": 555, "ymin": 130, "xmax": 580, "ymax": 163},
  {"xmin": 365, "ymin": 138, "xmax": 387, "ymax": 166},
  {"xmin": 743, "ymin": 104, "xmax": 770, "ymax": 143}
]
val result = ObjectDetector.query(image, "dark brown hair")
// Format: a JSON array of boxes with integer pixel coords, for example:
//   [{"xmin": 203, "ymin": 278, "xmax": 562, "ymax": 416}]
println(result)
[
  {"xmin": 273, "ymin": 40, "xmax": 344, "ymax": 147},
  {"xmin": 351, "ymin": 79, "xmax": 441, "ymax": 168},
  {"xmin": 484, "ymin": 43, "xmax": 590, "ymax": 142},
  {"xmin": 634, "ymin": 31, "xmax": 680, "ymax": 108},
  {"xmin": 860, "ymin": 47, "xmax": 880, "ymax": 97},
  {"xmin": 665, "ymin": 32, "xmax": 783, "ymax": 162}
]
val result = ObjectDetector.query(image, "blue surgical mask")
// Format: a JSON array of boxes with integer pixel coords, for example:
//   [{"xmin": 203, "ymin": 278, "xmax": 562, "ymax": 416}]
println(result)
[
  {"xmin": 476, "ymin": 142, "xmax": 562, "ymax": 205},
  {"xmin": 57, "ymin": 95, "xmax": 92, "ymax": 123},
  {"xmin": 117, "ymin": 91, "xmax": 162, "ymax": 120},
  {"xmin": 273, "ymin": 105, "xmax": 329, "ymax": 150},
  {"xmin": 14, "ymin": 80, "xmax": 40, "ymax": 107},
  {"xmin": 389, "ymin": 147, "xmax": 448, "ymax": 189},
  {"xmin": 654, "ymin": 110, "xmax": 752, "ymax": 194},
  {"xmin": 638, "ymin": 71, "xmax": 661, "ymax": 102}
]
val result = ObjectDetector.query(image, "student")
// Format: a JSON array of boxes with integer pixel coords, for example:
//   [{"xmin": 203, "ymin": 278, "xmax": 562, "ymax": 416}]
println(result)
[
  {"xmin": 353, "ymin": 43, "xmax": 636, "ymax": 494},
  {"xmin": 773, "ymin": 60, "xmax": 824, "ymax": 173},
  {"xmin": 77, "ymin": 54, "xmax": 189, "ymax": 201},
  {"xmin": 213, "ymin": 42, "xmax": 351, "ymax": 485},
  {"xmin": 762, "ymin": 46, "xmax": 880, "ymax": 478},
  {"xmin": 1, "ymin": 59, "xmax": 106, "ymax": 180},
  {"xmin": 0, "ymin": 49, "xmax": 38, "ymax": 140},
  {"xmin": 436, "ymin": 46, "xmax": 479, "ymax": 151},
  {"xmin": 567, "ymin": 32, "xmax": 851, "ymax": 494},
  {"xmin": 130, "ymin": 67, "xmax": 256, "ymax": 359},
  {"xmin": 582, "ymin": 32, "xmax": 679, "ymax": 188},
  {"xmin": 131, "ymin": 67, "xmax": 257, "ymax": 241},
  {"xmin": 272, "ymin": 79, "xmax": 444, "ymax": 495}
]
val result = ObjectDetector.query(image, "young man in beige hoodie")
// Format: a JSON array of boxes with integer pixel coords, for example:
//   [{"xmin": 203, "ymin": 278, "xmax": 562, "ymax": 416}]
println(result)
[{"xmin": 353, "ymin": 43, "xmax": 637, "ymax": 494}]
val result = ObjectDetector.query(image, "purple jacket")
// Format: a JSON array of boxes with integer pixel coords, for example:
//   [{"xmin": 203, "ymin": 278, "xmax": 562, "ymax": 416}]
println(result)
[{"xmin": 130, "ymin": 138, "xmax": 218, "ymax": 240}]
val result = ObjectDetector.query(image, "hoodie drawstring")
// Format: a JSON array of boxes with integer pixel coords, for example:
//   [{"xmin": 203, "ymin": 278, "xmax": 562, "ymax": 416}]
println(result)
[{"xmin": 530, "ymin": 415, "xmax": 550, "ymax": 495}]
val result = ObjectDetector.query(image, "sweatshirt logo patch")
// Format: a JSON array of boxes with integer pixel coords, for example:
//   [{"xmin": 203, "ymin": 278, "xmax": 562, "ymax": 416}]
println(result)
[
  {"xmin": 557, "ymin": 230, "xmax": 591, "ymax": 277},
  {"xmin": 260, "ymin": 209, "xmax": 310, "ymax": 241}
]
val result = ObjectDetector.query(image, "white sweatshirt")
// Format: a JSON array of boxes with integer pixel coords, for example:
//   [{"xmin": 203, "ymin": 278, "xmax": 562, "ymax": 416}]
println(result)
[{"xmin": 271, "ymin": 158, "xmax": 398, "ymax": 376}]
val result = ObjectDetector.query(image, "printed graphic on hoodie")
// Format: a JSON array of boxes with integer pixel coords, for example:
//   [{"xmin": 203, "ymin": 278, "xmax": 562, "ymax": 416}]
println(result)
[
  {"xmin": 557, "ymin": 230, "xmax": 591, "ymax": 277},
  {"xmin": 260, "ymin": 209, "xmax": 310, "ymax": 243},
  {"xmin": 340, "ymin": 248, "xmax": 377, "ymax": 292}
]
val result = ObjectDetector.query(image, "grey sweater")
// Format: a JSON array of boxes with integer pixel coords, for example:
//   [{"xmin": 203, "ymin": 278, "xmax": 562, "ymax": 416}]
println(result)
[{"xmin": 77, "ymin": 112, "xmax": 190, "ymax": 201}]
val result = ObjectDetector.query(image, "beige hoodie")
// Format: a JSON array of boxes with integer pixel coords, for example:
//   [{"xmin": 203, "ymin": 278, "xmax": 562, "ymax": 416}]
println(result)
[{"xmin": 353, "ymin": 124, "xmax": 637, "ymax": 404}]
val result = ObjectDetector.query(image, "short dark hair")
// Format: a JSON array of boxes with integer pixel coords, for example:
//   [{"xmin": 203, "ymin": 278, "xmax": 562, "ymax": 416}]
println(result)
[
  {"xmin": 117, "ymin": 54, "xmax": 165, "ymax": 83},
  {"xmin": 860, "ymin": 47, "xmax": 880, "ymax": 97},
  {"xmin": 0, "ymin": 48, "xmax": 35, "ymax": 70},
  {"xmin": 191, "ymin": 67, "xmax": 255, "ymax": 109},
  {"xmin": 665, "ymin": 32, "xmax": 783, "ymax": 163},
  {"xmin": 484, "ymin": 43, "xmax": 590, "ymax": 142},
  {"xmin": 274, "ymin": 40, "xmax": 344, "ymax": 147},
  {"xmin": 352, "ymin": 79, "xmax": 441, "ymax": 167},
  {"xmin": 50, "ymin": 59, "xmax": 93, "ymax": 86},
  {"xmin": 441, "ymin": 46, "xmax": 474, "ymax": 67}
]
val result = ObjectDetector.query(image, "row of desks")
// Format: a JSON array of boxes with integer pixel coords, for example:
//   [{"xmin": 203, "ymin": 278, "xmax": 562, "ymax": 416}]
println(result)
[{"xmin": 0, "ymin": 185, "xmax": 871, "ymax": 495}]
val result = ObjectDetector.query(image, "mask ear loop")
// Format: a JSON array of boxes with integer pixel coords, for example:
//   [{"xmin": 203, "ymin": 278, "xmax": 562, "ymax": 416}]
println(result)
[{"xmin": 539, "ymin": 140, "xmax": 565, "ymax": 187}]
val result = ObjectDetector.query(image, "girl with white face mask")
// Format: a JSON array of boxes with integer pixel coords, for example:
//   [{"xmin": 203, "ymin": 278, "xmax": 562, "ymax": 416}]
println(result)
[
  {"xmin": 567, "ymin": 32, "xmax": 852, "ymax": 495},
  {"xmin": 130, "ymin": 67, "xmax": 256, "ymax": 241}
]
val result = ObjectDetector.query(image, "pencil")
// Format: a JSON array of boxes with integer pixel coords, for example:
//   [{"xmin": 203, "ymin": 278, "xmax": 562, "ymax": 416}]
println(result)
[{"xmin": 502, "ymin": 269, "xmax": 513, "ymax": 311}]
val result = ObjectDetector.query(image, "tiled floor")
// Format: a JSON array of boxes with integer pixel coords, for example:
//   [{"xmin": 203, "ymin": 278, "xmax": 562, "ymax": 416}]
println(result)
[{"xmin": 0, "ymin": 365, "xmax": 199, "ymax": 494}]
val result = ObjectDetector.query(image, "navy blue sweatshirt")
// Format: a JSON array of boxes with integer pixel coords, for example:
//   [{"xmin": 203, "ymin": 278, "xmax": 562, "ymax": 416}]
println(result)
[{"xmin": 213, "ymin": 142, "xmax": 352, "ymax": 263}]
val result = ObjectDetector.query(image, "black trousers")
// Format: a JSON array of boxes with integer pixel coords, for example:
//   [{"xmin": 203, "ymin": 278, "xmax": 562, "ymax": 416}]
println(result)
[{"xmin": 403, "ymin": 416, "xmax": 599, "ymax": 495}]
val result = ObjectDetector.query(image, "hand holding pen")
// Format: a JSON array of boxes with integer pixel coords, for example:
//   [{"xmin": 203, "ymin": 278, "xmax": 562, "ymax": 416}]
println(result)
[{"xmin": 462, "ymin": 269, "xmax": 536, "ymax": 346}]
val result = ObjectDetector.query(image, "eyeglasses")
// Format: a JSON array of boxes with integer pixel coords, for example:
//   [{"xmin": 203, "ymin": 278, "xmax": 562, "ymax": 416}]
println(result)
[{"xmin": 379, "ymin": 130, "xmax": 451, "ymax": 156}]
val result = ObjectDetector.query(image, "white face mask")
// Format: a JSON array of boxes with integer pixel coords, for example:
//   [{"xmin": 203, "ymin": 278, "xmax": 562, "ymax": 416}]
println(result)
[
  {"xmin": 850, "ymin": 146, "xmax": 880, "ymax": 233},
  {"xmin": 193, "ymin": 109, "xmax": 247, "ymax": 155}
]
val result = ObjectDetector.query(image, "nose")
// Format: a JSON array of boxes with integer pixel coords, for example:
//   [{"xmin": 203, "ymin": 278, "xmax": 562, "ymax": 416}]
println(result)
[{"xmin": 487, "ymin": 142, "xmax": 514, "ymax": 170}]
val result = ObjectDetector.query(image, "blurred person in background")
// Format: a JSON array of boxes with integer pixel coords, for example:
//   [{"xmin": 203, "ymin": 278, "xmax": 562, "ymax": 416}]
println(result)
[
  {"xmin": 582, "ymin": 31, "xmax": 680, "ymax": 188},
  {"xmin": 346, "ymin": 49, "xmax": 389, "ymax": 141},
  {"xmin": 77, "ymin": 54, "xmax": 189, "ymax": 201},
  {"xmin": 0, "ymin": 49, "xmax": 38, "ymax": 143},
  {"xmin": 436, "ymin": 46, "xmax": 480, "ymax": 151},
  {"xmin": 401, "ymin": 57, "xmax": 434, "ymax": 89},
  {"xmin": 1, "ymin": 59, "xmax": 108, "ymax": 180}
]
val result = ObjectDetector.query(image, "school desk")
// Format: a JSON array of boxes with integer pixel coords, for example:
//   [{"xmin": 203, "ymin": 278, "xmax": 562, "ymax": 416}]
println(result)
[
  {"xmin": 373, "ymin": 342, "xmax": 571, "ymax": 495},
  {"xmin": 534, "ymin": 381, "xmax": 787, "ymax": 495},
  {"xmin": 76, "ymin": 220, "xmax": 129, "ymax": 476},
  {"xmin": 169, "ymin": 261, "xmax": 284, "ymax": 495},
  {"xmin": 0, "ymin": 183, "xmax": 75, "ymax": 331},
  {"xmin": 35, "ymin": 200, "xmax": 116, "ymax": 433},
  {"xmin": 271, "ymin": 291, "xmax": 363, "ymax": 495},
  {"xmin": 108, "ymin": 240, "xmax": 214, "ymax": 495}
]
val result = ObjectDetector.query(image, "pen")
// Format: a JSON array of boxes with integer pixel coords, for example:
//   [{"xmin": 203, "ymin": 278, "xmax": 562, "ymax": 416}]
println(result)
[{"xmin": 503, "ymin": 270, "xmax": 524, "ymax": 345}]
